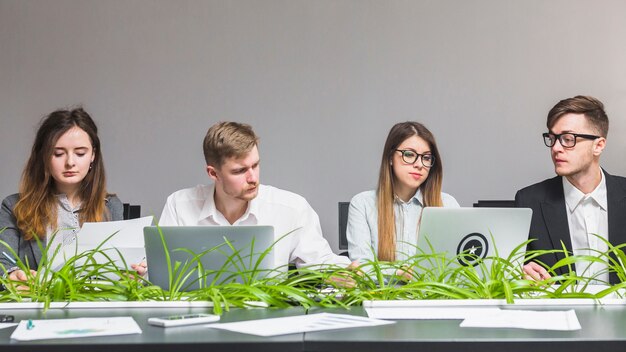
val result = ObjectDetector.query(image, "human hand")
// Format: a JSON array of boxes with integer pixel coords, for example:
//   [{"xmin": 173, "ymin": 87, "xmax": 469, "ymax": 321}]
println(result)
[
  {"xmin": 7, "ymin": 269, "xmax": 37, "ymax": 291},
  {"xmin": 347, "ymin": 260, "xmax": 362, "ymax": 275},
  {"xmin": 325, "ymin": 261, "xmax": 360, "ymax": 288},
  {"xmin": 130, "ymin": 260, "xmax": 148, "ymax": 277},
  {"xmin": 395, "ymin": 266, "xmax": 414, "ymax": 281},
  {"xmin": 523, "ymin": 261, "xmax": 551, "ymax": 281}
]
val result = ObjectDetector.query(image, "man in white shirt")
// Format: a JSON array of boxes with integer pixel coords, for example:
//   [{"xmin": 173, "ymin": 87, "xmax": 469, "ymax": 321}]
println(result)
[
  {"xmin": 515, "ymin": 96, "xmax": 626, "ymax": 284},
  {"xmin": 147, "ymin": 121, "xmax": 352, "ymax": 272}
]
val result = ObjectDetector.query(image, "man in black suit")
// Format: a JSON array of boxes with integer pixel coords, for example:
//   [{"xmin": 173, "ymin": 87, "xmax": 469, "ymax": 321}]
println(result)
[{"xmin": 515, "ymin": 95, "xmax": 626, "ymax": 284}]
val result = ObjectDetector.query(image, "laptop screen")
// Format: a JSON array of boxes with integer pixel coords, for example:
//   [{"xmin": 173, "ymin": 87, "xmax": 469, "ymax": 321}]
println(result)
[{"xmin": 144, "ymin": 225, "xmax": 275, "ymax": 291}]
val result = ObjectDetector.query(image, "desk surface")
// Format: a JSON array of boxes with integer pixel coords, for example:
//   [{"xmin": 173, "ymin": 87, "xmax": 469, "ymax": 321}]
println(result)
[
  {"xmin": 306, "ymin": 305, "xmax": 626, "ymax": 352},
  {"xmin": 2, "ymin": 303, "xmax": 626, "ymax": 352},
  {"xmin": 0, "ymin": 306, "xmax": 305, "ymax": 352}
]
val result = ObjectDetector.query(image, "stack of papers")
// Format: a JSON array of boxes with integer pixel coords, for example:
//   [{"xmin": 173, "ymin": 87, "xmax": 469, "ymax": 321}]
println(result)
[{"xmin": 10, "ymin": 317, "xmax": 142, "ymax": 341}]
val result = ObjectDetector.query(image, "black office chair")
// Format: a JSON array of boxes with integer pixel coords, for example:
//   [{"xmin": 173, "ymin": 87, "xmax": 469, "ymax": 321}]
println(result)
[
  {"xmin": 472, "ymin": 200, "xmax": 516, "ymax": 208},
  {"xmin": 338, "ymin": 202, "xmax": 350, "ymax": 257},
  {"xmin": 122, "ymin": 203, "xmax": 142, "ymax": 220}
]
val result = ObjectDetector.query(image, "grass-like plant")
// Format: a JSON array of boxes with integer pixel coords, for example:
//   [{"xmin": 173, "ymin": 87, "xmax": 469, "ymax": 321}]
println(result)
[
  {"xmin": 0, "ymin": 229, "xmax": 147, "ymax": 307},
  {"xmin": 2, "ymin": 226, "xmax": 626, "ymax": 313},
  {"xmin": 334, "ymin": 237, "xmax": 544, "ymax": 305}
]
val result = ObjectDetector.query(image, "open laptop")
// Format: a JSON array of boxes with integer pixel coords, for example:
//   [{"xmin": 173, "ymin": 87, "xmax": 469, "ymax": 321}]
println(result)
[
  {"xmin": 415, "ymin": 207, "xmax": 532, "ymax": 276},
  {"xmin": 143, "ymin": 226, "xmax": 275, "ymax": 291}
]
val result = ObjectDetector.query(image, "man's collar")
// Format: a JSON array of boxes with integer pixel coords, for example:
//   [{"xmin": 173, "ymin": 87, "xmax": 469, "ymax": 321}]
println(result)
[
  {"xmin": 198, "ymin": 183, "xmax": 259, "ymax": 224},
  {"xmin": 248, "ymin": 193, "xmax": 260, "ymax": 219},
  {"xmin": 563, "ymin": 168, "xmax": 607, "ymax": 212},
  {"xmin": 198, "ymin": 183, "xmax": 218, "ymax": 222}
]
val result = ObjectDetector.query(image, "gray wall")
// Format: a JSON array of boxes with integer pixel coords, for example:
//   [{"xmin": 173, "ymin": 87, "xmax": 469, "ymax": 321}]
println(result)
[{"xmin": 1, "ymin": 0, "xmax": 625, "ymax": 252}]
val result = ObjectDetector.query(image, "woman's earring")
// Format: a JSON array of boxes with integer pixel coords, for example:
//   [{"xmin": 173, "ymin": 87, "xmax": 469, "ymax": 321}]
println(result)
[{"xmin": 89, "ymin": 162, "xmax": 93, "ymax": 170}]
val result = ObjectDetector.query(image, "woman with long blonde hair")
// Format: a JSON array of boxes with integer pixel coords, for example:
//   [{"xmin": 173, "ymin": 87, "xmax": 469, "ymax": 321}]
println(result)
[
  {"xmin": 346, "ymin": 122, "xmax": 459, "ymax": 264},
  {"xmin": 0, "ymin": 107, "xmax": 123, "ymax": 283}
]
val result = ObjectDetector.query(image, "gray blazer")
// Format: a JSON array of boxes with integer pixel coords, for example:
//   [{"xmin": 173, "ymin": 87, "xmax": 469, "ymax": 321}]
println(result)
[{"xmin": 0, "ymin": 193, "xmax": 124, "ymax": 272}]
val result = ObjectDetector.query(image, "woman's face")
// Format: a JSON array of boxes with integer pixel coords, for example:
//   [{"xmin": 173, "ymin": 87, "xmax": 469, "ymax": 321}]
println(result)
[
  {"xmin": 391, "ymin": 135, "xmax": 432, "ymax": 194},
  {"xmin": 49, "ymin": 126, "xmax": 95, "ymax": 194}
]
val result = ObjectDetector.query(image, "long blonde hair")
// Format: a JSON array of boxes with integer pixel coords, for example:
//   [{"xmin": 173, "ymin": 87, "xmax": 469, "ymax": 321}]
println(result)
[
  {"xmin": 376, "ymin": 122, "xmax": 444, "ymax": 261},
  {"xmin": 13, "ymin": 108, "xmax": 110, "ymax": 240}
]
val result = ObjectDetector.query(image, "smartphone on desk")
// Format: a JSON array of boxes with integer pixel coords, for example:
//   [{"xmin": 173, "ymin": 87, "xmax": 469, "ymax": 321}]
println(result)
[{"xmin": 148, "ymin": 313, "xmax": 220, "ymax": 327}]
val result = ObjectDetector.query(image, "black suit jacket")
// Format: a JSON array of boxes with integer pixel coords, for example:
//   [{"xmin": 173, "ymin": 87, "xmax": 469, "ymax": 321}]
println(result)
[{"xmin": 514, "ymin": 170, "xmax": 626, "ymax": 284}]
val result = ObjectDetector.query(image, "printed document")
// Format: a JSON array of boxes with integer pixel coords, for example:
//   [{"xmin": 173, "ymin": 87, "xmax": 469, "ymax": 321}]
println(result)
[
  {"xmin": 208, "ymin": 313, "xmax": 393, "ymax": 336},
  {"xmin": 11, "ymin": 317, "xmax": 142, "ymax": 341}
]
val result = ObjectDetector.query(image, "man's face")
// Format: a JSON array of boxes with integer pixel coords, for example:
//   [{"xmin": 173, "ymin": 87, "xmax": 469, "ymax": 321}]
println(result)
[
  {"xmin": 208, "ymin": 145, "xmax": 260, "ymax": 202},
  {"xmin": 549, "ymin": 113, "xmax": 605, "ymax": 178}
]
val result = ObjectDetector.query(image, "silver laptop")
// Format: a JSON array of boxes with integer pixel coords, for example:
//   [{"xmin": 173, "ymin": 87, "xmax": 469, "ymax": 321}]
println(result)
[
  {"xmin": 416, "ymin": 207, "xmax": 532, "ymax": 275},
  {"xmin": 144, "ymin": 226, "xmax": 275, "ymax": 291}
]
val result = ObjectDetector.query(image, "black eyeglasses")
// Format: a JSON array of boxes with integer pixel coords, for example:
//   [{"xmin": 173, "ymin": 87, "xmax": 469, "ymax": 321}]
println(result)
[
  {"xmin": 543, "ymin": 132, "xmax": 600, "ymax": 148},
  {"xmin": 395, "ymin": 150, "xmax": 435, "ymax": 168}
]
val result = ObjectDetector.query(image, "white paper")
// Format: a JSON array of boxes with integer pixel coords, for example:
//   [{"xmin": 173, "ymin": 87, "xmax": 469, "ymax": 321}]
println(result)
[
  {"xmin": 0, "ymin": 323, "xmax": 18, "ymax": 330},
  {"xmin": 365, "ymin": 307, "xmax": 501, "ymax": 320},
  {"xmin": 10, "ymin": 317, "xmax": 142, "ymax": 341},
  {"xmin": 79, "ymin": 216, "xmax": 152, "ymax": 246},
  {"xmin": 460, "ymin": 309, "xmax": 581, "ymax": 331},
  {"xmin": 208, "ymin": 313, "xmax": 394, "ymax": 336},
  {"xmin": 50, "ymin": 216, "xmax": 153, "ymax": 270}
]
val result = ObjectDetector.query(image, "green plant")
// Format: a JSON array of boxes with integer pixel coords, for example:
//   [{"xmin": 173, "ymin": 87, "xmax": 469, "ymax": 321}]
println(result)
[{"xmin": 2, "ymin": 226, "xmax": 626, "ymax": 312}]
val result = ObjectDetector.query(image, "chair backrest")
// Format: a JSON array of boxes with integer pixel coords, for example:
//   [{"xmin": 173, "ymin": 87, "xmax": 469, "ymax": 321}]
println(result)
[
  {"xmin": 338, "ymin": 202, "xmax": 350, "ymax": 251},
  {"xmin": 472, "ymin": 200, "xmax": 516, "ymax": 208},
  {"xmin": 123, "ymin": 203, "xmax": 142, "ymax": 220}
]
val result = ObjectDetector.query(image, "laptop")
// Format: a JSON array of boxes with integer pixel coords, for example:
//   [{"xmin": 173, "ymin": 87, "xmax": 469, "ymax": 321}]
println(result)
[
  {"xmin": 415, "ymin": 207, "xmax": 532, "ymax": 275},
  {"xmin": 143, "ymin": 226, "xmax": 275, "ymax": 291}
]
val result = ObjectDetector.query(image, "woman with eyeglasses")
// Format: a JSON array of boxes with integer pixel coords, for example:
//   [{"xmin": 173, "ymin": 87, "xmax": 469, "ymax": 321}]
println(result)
[
  {"xmin": 346, "ymin": 121, "xmax": 459, "ymax": 268},
  {"xmin": 0, "ymin": 107, "xmax": 123, "ymax": 285}
]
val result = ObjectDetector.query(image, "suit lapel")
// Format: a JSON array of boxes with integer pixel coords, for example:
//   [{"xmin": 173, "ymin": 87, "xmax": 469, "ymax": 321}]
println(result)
[
  {"xmin": 606, "ymin": 172, "xmax": 626, "ymax": 246},
  {"xmin": 603, "ymin": 171, "xmax": 626, "ymax": 284},
  {"xmin": 540, "ymin": 177, "xmax": 572, "ymax": 269}
]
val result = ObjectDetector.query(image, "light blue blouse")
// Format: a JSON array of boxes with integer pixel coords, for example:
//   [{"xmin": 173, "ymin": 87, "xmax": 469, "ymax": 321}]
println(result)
[{"xmin": 346, "ymin": 189, "xmax": 460, "ymax": 263}]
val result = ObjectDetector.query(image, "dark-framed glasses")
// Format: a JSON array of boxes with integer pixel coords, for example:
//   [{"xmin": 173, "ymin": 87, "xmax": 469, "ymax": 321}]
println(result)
[
  {"xmin": 542, "ymin": 132, "xmax": 600, "ymax": 148},
  {"xmin": 395, "ymin": 149, "xmax": 435, "ymax": 168}
]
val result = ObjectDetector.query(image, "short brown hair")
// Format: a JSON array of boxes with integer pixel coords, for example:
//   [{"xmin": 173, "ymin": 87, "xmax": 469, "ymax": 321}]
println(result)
[
  {"xmin": 203, "ymin": 122, "xmax": 259, "ymax": 166},
  {"xmin": 547, "ymin": 95, "xmax": 609, "ymax": 137}
]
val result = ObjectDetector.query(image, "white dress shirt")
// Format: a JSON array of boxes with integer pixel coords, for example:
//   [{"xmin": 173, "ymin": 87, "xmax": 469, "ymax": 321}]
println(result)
[
  {"xmin": 563, "ymin": 169, "xmax": 609, "ymax": 283},
  {"xmin": 346, "ymin": 189, "xmax": 460, "ymax": 263},
  {"xmin": 159, "ymin": 184, "xmax": 351, "ymax": 270}
]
